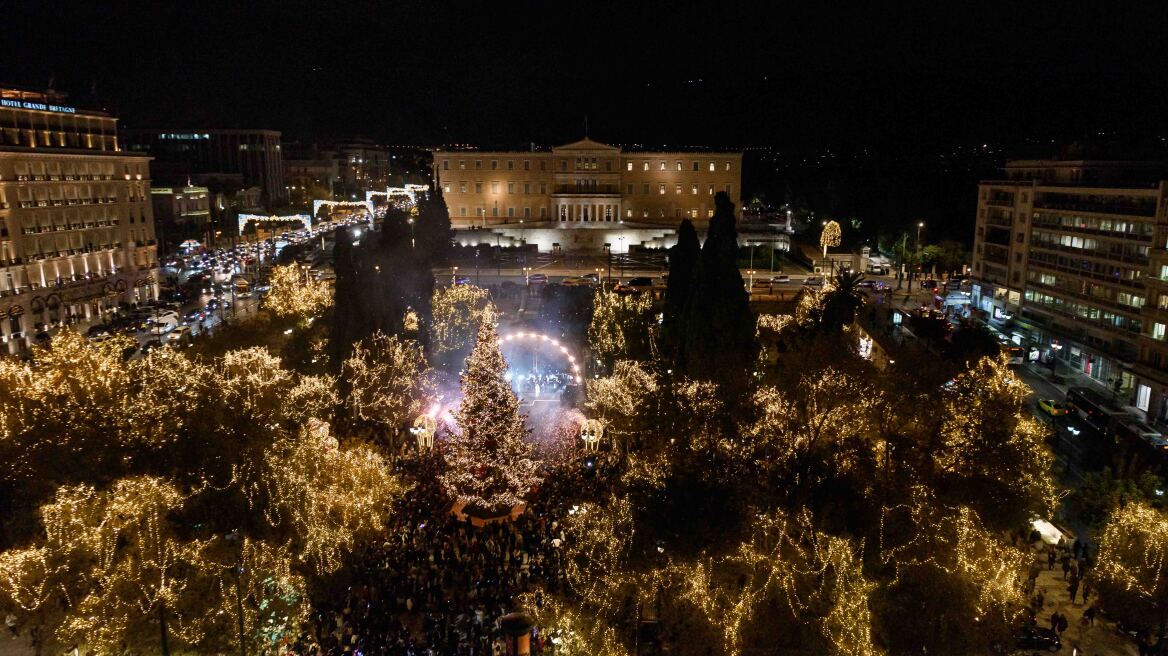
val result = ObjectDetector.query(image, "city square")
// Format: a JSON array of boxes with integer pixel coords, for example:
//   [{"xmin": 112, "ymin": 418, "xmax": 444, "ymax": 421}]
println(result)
[{"xmin": 1, "ymin": 4, "xmax": 1168, "ymax": 655}]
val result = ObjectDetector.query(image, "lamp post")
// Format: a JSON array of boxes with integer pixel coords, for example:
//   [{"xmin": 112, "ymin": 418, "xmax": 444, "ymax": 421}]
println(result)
[{"xmin": 452, "ymin": 266, "xmax": 459, "ymax": 285}]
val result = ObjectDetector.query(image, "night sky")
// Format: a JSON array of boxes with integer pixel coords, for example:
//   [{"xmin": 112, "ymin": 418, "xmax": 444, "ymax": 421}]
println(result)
[{"xmin": 5, "ymin": 2, "xmax": 1168, "ymax": 150}]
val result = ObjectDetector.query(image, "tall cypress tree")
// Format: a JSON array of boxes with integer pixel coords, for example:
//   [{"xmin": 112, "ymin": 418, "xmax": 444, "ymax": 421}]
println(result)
[
  {"xmin": 441, "ymin": 315, "xmax": 540, "ymax": 513},
  {"xmin": 682, "ymin": 192, "xmax": 756, "ymax": 383},
  {"xmin": 663, "ymin": 219, "xmax": 700, "ymax": 362}
]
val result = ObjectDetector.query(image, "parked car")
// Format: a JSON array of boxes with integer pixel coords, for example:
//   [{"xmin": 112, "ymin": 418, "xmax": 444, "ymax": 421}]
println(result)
[
  {"xmin": 583, "ymin": 272, "xmax": 600, "ymax": 284},
  {"xmin": 86, "ymin": 323, "xmax": 112, "ymax": 338},
  {"xmin": 561, "ymin": 276, "xmax": 593, "ymax": 287},
  {"xmin": 1038, "ymin": 399, "xmax": 1071, "ymax": 416},
  {"xmin": 184, "ymin": 309, "xmax": 205, "ymax": 324},
  {"xmin": 921, "ymin": 279, "xmax": 939, "ymax": 291},
  {"xmin": 1013, "ymin": 626, "xmax": 1060, "ymax": 652}
]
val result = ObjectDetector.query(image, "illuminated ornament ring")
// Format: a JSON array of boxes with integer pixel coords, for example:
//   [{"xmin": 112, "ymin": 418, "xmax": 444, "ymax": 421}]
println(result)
[
  {"xmin": 411, "ymin": 414, "xmax": 437, "ymax": 450},
  {"xmin": 498, "ymin": 331, "xmax": 583, "ymax": 383}
]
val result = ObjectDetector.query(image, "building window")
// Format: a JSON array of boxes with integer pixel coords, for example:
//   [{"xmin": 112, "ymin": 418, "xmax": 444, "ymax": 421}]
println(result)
[
  {"xmin": 707, "ymin": 209, "xmax": 714, "ymax": 218},
  {"xmin": 675, "ymin": 184, "xmax": 682, "ymax": 195},
  {"xmin": 725, "ymin": 184, "xmax": 732, "ymax": 194},
  {"xmin": 507, "ymin": 160, "xmax": 514, "ymax": 170},
  {"xmin": 540, "ymin": 183, "xmax": 547, "ymax": 194},
  {"xmin": 508, "ymin": 207, "xmax": 515, "ymax": 217},
  {"xmin": 524, "ymin": 183, "xmax": 531, "ymax": 194},
  {"xmin": 626, "ymin": 209, "xmax": 632, "ymax": 218},
  {"xmin": 491, "ymin": 160, "xmax": 498, "ymax": 170},
  {"xmin": 692, "ymin": 184, "xmax": 698, "ymax": 195},
  {"xmin": 475, "ymin": 160, "xmax": 482, "ymax": 170},
  {"xmin": 491, "ymin": 206, "xmax": 499, "ymax": 217},
  {"xmin": 477, "ymin": 206, "xmax": 485, "ymax": 216},
  {"xmin": 561, "ymin": 160, "xmax": 567, "ymax": 171},
  {"xmin": 460, "ymin": 182, "xmax": 467, "ymax": 193},
  {"xmin": 708, "ymin": 185, "xmax": 715, "ymax": 195},
  {"xmin": 507, "ymin": 182, "xmax": 515, "ymax": 194},
  {"xmin": 676, "ymin": 209, "xmax": 683, "ymax": 217},
  {"xmin": 475, "ymin": 183, "xmax": 483, "ymax": 193},
  {"xmin": 692, "ymin": 161, "xmax": 699, "ymax": 171},
  {"xmin": 643, "ymin": 161, "xmax": 649, "ymax": 171},
  {"xmin": 540, "ymin": 207, "xmax": 547, "ymax": 218},
  {"xmin": 442, "ymin": 160, "xmax": 449, "ymax": 170},
  {"xmin": 540, "ymin": 160, "xmax": 547, "ymax": 171},
  {"xmin": 524, "ymin": 207, "xmax": 531, "ymax": 218},
  {"xmin": 1155, "ymin": 323, "xmax": 1167, "ymax": 340},
  {"xmin": 443, "ymin": 183, "xmax": 451, "ymax": 193},
  {"xmin": 675, "ymin": 161, "xmax": 682, "ymax": 171},
  {"xmin": 1138, "ymin": 384, "xmax": 1152, "ymax": 412},
  {"xmin": 643, "ymin": 183, "xmax": 650, "ymax": 194},
  {"xmin": 659, "ymin": 161, "xmax": 666, "ymax": 171},
  {"xmin": 627, "ymin": 184, "xmax": 634, "ymax": 194},
  {"xmin": 725, "ymin": 162, "xmax": 731, "ymax": 171},
  {"xmin": 524, "ymin": 160, "xmax": 530, "ymax": 171},
  {"xmin": 459, "ymin": 207, "xmax": 467, "ymax": 217},
  {"xmin": 604, "ymin": 161, "xmax": 611, "ymax": 171},
  {"xmin": 626, "ymin": 161, "xmax": 633, "ymax": 171},
  {"xmin": 658, "ymin": 184, "xmax": 666, "ymax": 195},
  {"xmin": 709, "ymin": 162, "xmax": 715, "ymax": 171},
  {"xmin": 491, "ymin": 182, "xmax": 499, "ymax": 193},
  {"xmin": 459, "ymin": 160, "xmax": 466, "ymax": 170}
]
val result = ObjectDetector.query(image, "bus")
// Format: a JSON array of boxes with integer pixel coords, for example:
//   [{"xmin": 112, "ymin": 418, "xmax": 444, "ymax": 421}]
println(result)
[
  {"xmin": 1066, "ymin": 387, "xmax": 1119, "ymax": 433},
  {"xmin": 1003, "ymin": 345, "xmax": 1025, "ymax": 365}
]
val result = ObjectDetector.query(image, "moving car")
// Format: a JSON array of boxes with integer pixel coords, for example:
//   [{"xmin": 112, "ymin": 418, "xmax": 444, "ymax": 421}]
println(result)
[
  {"xmin": 1038, "ymin": 399, "xmax": 1071, "ymax": 416},
  {"xmin": 166, "ymin": 325, "xmax": 192, "ymax": 343},
  {"xmin": 583, "ymin": 272, "xmax": 600, "ymax": 284},
  {"xmin": 803, "ymin": 276, "xmax": 825, "ymax": 288},
  {"xmin": 618, "ymin": 277, "xmax": 654, "ymax": 294},
  {"xmin": 771, "ymin": 274, "xmax": 791, "ymax": 284},
  {"xmin": 560, "ymin": 276, "xmax": 593, "ymax": 287},
  {"xmin": 527, "ymin": 273, "xmax": 548, "ymax": 285},
  {"xmin": 148, "ymin": 311, "xmax": 180, "ymax": 336}
]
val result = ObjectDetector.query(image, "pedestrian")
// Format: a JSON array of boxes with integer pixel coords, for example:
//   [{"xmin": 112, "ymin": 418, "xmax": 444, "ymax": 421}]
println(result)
[
  {"xmin": 1049, "ymin": 611, "xmax": 1059, "ymax": 631},
  {"xmin": 1069, "ymin": 576, "xmax": 1080, "ymax": 604},
  {"xmin": 1084, "ymin": 604, "xmax": 1097, "ymax": 626},
  {"xmin": 1081, "ymin": 578, "xmax": 1091, "ymax": 605},
  {"xmin": 1056, "ymin": 613, "xmax": 1068, "ymax": 636},
  {"xmin": 1061, "ymin": 556, "xmax": 1072, "ymax": 581},
  {"xmin": 5, "ymin": 613, "xmax": 16, "ymax": 638},
  {"xmin": 1048, "ymin": 548, "xmax": 1056, "ymax": 571},
  {"xmin": 1072, "ymin": 537, "xmax": 1082, "ymax": 559}
]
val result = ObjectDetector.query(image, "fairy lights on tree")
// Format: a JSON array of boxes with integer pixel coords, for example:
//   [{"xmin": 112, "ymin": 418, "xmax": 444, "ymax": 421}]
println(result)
[
  {"xmin": 1096, "ymin": 502, "xmax": 1168, "ymax": 630},
  {"xmin": 820, "ymin": 220, "xmax": 842, "ymax": 260},
  {"xmin": 431, "ymin": 283, "xmax": 493, "ymax": 359},
  {"xmin": 265, "ymin": 263, "xmax": 332, "ymax": 321},
  {"xmin": 441, "ymin": 315, "xmax": 540, "ymax": 512},
  {"xmin": 587, "ymin": 289, "xmax": 654, "ymax": 368},
  {"xmin": 341, "ymin": 331, "xmax": 430, "ymax": 435}
]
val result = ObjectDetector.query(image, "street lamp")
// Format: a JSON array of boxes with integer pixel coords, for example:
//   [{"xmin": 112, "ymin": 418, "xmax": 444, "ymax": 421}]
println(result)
[{"xmin": 452, "ymin": 266, "xmax": 459, "ymax": 284}]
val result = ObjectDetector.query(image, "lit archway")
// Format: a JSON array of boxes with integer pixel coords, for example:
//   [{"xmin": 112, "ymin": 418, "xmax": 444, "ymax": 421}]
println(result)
[{"xmin": 498, "ymin": 331, "xmax": 582, "ymax": 383}]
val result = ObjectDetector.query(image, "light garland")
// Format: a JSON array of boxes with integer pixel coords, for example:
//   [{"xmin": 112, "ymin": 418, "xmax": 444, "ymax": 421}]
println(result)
[{"xmin": 264, "ymin": 264, "xmax": 332, "ymax": 321}]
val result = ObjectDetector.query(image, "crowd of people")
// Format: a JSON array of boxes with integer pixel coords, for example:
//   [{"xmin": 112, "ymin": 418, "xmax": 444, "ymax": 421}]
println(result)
[{"xmin": 292, "ymin": 457, "xmax": 596, "ymax": 656}]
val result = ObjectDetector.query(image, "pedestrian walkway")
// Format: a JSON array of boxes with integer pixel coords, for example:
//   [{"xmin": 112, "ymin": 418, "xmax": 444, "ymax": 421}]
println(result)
[{"xmin": 1029, "ymin": 556, "xmax": 1138, "ymax": 656}]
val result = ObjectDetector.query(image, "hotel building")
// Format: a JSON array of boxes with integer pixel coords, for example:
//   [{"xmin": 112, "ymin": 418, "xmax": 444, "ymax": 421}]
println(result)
[
  {"xmin": 971, "ymin": 160, "xmax": 1168, "ymax": 426},
  {"xmin": 0, "ymin": 86, "xmax": 158, "ymax": 353},
  {"xmin": 151, "ymin": 183, "xmax": 211, "ymax": 255},
  {"xmin": 432, "ymin": 139, "xmax": 742, "ymax": 251}
]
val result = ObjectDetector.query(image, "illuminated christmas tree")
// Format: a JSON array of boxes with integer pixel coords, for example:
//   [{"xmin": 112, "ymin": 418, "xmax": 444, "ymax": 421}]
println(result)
[{"xmin": 442, "ymin": 314, "xmax": 540, "ymax": 513}]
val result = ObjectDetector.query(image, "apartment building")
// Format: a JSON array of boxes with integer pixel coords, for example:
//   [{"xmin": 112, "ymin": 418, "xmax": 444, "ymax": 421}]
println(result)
[
  {"xmin": 0, "ymin": 86, "xmax": 158, "ymax": 353},
  {"xmin": 432, "ymin": 139, "xmax": 742, "ymax": 251},
  {"xmin": 971, "ymin": 160, "xmax": 1168, "ymax": 425}
]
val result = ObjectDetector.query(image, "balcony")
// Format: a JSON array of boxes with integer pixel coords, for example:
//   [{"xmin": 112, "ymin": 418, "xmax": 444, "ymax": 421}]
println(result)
[{"xmin": 1033, "ymin": 198, "xmax": 1158, "ymax": 217}]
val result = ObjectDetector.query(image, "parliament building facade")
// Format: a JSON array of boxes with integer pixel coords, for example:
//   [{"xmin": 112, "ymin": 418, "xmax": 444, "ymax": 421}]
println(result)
[{"xmin": 431, "ymin": 139, "xmax": 742, "ymax": 251}]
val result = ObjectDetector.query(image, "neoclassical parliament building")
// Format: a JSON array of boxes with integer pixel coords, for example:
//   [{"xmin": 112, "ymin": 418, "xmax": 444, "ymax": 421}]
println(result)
[{"xmin": 431, "ymin": 139, "xmax": 742, "ymax": 251}]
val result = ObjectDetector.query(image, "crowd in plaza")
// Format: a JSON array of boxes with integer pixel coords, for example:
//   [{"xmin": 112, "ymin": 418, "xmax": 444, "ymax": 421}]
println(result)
[{"xmin": 292, "ymin": 458, "xmax": 593, "ymax": 656}]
